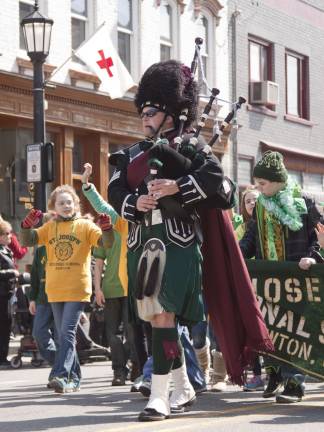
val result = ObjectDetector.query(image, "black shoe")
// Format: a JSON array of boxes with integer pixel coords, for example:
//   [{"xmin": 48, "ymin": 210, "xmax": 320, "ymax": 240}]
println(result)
[
  {"xmin": 138, "ymin": 408, "xmax": 169, "ymax": 421},
  {"xmin": 170, "ymin": 395, "xmax": 196, "ymax": 413},
  {"xmin": 130, "ymin": 362, "xmax": 141, "ymax": 382},
  {"xmin": 276, "ymin": 378, "xmax": 305, "ymax": 403},
  {"xmin": 262, "ymin": 368, "xmax": 283, "ymax": 398},
  {"xmin": 87, "ymin": 345, "xmax": 110, "ymax": 358},
  {"xmin": 139, "ymin": 380, "xmax": 151, "ymax": 397},
  {"xmin": 112, "ymin": 371, "xmax": 126, "ymax": 386}
]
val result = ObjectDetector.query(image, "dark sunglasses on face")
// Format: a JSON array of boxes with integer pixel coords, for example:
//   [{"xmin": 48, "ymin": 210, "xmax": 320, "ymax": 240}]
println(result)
[{"xmin": 140, "ymin": 108, "xmax": 161, "ymax": 119}]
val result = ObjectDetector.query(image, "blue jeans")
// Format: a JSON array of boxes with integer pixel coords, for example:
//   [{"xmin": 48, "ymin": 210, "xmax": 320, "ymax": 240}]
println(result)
[
  {"xmin": 32, "ymin": 303, "xmax": 58, "ymax": 379},
  {"xmin": 143, "ymin": 325, "xmax": 206, "ymax": 391},
  {"xmin": 191, "ymin": 321, "xmax": 208, "ymax": 350},
  {"xmin": 51, "ymin": 302, "xmax": 85, "ymax": 381}
]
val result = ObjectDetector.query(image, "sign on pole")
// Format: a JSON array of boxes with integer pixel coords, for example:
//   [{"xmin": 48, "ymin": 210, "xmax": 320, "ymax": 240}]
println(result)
[{"xmin": 27, "ymin": 143, "xmax": 42, "ymax": 183}]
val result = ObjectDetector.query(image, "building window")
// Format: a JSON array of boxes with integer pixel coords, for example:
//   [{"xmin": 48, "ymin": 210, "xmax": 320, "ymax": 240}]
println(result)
[
  {"xmin": 19, "ymin": 1, "xmax": 34, "ymax": 50},
  {"xmin": 196, "ymin": 14, "xmax": 209, "ymax": 95},
  {"xmin": 238, "ymin": 155, "xmax": 254, "ymax": 187},
  {"xmin": 73, "ymin": 138, "xmax": 84, "ymax": 174},
  {"xmin": 285, "ymin": 51, "xmax": 309, "ymax": 119},
  {"xmin": 71, "ymin": 0, "xmax": 88, "ymax": 50},
  {"xmin": 160, "ymin": 2, "xmax": 173, "ymax": 61},
  {"xmin": 288, "ymin": 170, "xmax": 303, "ymax": 188},
  {"xmin": 303, "ymin": 173, "xmax": 323, "ymax": 193},
  {"xmin": 118, "ymin": 0, "xmax": 133, "ymax": 72},
  {"xmin": 249, "ymin": 37, "xmax": 272, "ymax": 82}
]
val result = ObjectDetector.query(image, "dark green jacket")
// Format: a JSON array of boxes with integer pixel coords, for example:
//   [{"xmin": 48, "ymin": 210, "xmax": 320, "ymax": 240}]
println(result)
[{"xmin": 29, "ymin": 246, "xmax": 48, "ymax": 304}]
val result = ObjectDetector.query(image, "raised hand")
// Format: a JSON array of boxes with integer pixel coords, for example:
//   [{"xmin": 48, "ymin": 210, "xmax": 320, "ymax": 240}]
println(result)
[
  {"xmin": 22, "ymin": 209, "xmax": 43, "ymax": 228},
  {"xmin": 81, "ymin": 163, "xmax": 93, "ymax": 185},
  {"xmin": 298, "ymin": 257, "xmax": 316, "ymax": 270},
  {"xmin": 97, "ymin": 214, "xmax": 112, "ymax": 231},
  {"xmin": 315, "ymin": 222, "xmax": 324, "ymax": 248}
]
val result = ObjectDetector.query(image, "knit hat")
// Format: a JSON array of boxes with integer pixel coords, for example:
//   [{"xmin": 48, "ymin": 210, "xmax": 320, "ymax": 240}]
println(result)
[{"xmin": 253, "ymin": 151, "xmax": 288, "ymax": 183}]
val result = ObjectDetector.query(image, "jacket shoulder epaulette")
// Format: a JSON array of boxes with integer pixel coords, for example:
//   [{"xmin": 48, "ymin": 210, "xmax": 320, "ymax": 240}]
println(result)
[{"xmin": 109, "ymin": 139, "xmax": 151, "ymax": 166}]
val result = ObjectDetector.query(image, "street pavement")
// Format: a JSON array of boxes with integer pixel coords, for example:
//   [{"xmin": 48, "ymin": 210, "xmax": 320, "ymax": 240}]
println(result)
[{"xmin": 1, "ymin": 343, "xmax": 324, "ymax": 432}]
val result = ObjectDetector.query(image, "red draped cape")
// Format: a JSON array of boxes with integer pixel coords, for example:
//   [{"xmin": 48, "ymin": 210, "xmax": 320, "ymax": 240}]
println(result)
[{"xmin": 200, "ymin": 207, "xmax": 274, "ymax": 385}]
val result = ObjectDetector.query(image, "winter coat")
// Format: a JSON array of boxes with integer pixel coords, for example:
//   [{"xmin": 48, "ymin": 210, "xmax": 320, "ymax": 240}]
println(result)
[{"xmin": 0, "ymin": 245, "xmax": 16, "ymax": 297}]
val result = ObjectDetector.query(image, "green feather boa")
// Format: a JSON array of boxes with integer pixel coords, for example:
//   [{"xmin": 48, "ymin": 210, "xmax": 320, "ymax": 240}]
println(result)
[{"xmin": 258, "ymin": 180, "xmax": 307, "ymax": 231}]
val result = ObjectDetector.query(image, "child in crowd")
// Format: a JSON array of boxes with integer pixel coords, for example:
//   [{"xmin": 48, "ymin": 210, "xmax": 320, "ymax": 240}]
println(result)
[
  {"xmin": 233, "ymin": 186, "xmax": 264, "ymax": 392},
  {"xmin": 21, "ymin": 184, "xmax": 113, "ymax": 393},
  {"xmin": 0, "ymin": 214, "xmax": 28, "ymax": 265},
  {"xmin": 235, "ymin": 185, "xmax": 259, "ymax": 241},
  {"xmin": 81, "ymin": 163, "xmax": 132, "ymax": 386},
  {"xmin": 240, "ymin": 151, "xmax": 323, "ymax": 403}
]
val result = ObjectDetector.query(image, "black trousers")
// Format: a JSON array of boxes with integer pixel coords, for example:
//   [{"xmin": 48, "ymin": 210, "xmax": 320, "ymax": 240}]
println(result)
[
  {"xmin": 104, "ymin": 297, "xmax": 130, "ymax": 373},
  {"xmin": 128, "ymin": 321, "xmax": 151, "ymax": 373},
  {"xmin": 0, "ymin": 296, "xmax": 11, "ymax": 362}
]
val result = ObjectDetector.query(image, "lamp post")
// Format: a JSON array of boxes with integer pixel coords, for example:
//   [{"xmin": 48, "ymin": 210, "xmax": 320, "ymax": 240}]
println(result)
[{"xmin": 21, "ymin": 0, "xmax": 53, "ymax": 212}]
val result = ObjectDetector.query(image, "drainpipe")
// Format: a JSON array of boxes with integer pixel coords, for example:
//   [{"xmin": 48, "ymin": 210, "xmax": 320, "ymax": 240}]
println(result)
[{"xmin": 231, "ymin": 7, "xmax": 241, "ymax": 209}]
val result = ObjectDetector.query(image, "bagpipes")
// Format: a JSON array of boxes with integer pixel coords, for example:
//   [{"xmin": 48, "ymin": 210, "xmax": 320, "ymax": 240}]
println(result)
[{"xmin": 146, "ymin": 37, "xmax": 246, "ymax": 213}]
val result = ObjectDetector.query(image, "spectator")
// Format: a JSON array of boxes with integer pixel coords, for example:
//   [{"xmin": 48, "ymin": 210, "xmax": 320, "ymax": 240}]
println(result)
[
  {"xmin": 240, "ymin": 151, "xmax": 323, "ymax": 403},
  {"xmin": 0, "ymin": 214, "xmax": 28, "ymax": 265},
  {"xmin": 235, "ymin": 185, "xmax": 259, "ymax": 240},
  {"xmin": 0, "ymin": 219, "xmax": 19, "ymax": 368}
]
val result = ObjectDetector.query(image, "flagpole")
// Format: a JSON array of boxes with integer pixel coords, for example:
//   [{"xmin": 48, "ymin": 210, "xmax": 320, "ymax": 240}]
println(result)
[
  {"xmin": 44, "ymin": 21, "xmax": 107, "ymax": 85},
  {"xmin": 44, "ymin": 53, "xmax": 74, "ymax": 85}
]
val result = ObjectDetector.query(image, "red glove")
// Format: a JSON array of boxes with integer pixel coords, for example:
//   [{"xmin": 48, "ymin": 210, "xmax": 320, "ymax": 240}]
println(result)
[
  {"xmin": 97, "ymin": 214, "xmax": 112, "ymax": 231},
  {"xmin": 22, "ymin": 209, "xmax": 43, "ymax": 228}
]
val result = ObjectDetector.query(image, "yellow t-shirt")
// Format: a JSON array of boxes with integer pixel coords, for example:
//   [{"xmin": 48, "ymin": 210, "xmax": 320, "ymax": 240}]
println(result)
[{"xmin": 36, "ymin": 219, "xmax": 102, "ymax": 302}]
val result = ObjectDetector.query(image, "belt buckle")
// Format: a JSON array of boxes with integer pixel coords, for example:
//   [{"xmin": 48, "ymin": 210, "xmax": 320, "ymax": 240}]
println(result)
[
  {"xmin": 143, "ymin": 209, "xmax": 163, "ymax": 226},
  {"xmin": 151, "ymin": 209, "xmax": 162, "ymax": 225}
]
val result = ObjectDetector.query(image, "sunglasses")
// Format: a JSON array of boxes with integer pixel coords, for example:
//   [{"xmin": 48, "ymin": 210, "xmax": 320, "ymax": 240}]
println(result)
[{"xmin": 140, "ymin": 108, "xmax": 161, "ymax": 119}]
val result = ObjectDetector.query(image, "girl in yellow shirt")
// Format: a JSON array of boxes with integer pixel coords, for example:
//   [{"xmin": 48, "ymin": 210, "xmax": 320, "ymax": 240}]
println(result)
[{"xmin": 21, "ymin": 185, "xmax": 112, "ymax": 393}]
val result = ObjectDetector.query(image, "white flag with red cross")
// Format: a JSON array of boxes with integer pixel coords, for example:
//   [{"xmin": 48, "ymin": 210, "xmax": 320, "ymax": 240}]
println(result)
[{"xmin": 75, "ymin": 22, "xmax": 135, "ymax": 99}]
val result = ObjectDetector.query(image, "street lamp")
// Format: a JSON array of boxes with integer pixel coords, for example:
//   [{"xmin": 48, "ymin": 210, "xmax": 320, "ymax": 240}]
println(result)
[{"xmin": 21, "ymin": 0, "xmax": 53, "ymax": 212}]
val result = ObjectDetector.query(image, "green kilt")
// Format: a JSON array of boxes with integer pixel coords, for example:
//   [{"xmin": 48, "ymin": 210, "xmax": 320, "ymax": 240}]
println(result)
[{"xmin": 127, "ymin": 223, "xmax": 204, "ymax": 325}]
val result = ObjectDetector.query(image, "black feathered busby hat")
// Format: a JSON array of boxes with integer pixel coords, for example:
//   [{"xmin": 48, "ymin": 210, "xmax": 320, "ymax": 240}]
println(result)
[{"xmin": 134, "ymin": 60, "xmax": 198, "ymax": 129}]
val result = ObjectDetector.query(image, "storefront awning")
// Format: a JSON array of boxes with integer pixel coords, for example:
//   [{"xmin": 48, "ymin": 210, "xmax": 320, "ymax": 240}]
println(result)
[{"xmin": 260, "ymin": 140, "xmax": 324, "ymax": 161}]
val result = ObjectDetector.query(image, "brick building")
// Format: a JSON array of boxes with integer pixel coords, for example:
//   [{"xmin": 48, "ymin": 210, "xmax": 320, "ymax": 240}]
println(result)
[{"xmin": 223, "ymin": 0, "xmax": 324, "ymax": 199}]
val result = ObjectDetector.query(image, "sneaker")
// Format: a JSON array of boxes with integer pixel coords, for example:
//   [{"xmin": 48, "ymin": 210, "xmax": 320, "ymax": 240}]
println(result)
[
  {"xmin": 51, "ymin": 377, "xmax": 69, "ymax": 393},
  {"xmin": 276, "ymin": 377, "xmax": 305, "ymax": 403},
  {"xmin": 52, "ymin": 377, "xmax": 81, "ymax": 393},
  {"xmin": 47, "ymin": 379, "xmax": 56, "ymax": 389},
  {"xmin": 194, "ymin": 385, "xmax": 207, "ymax": 395},
  {"xmin": 130, "ymin": 375, "xmax": 143, "ymax": 392},
  {"xmin": 243, "ymin": 375, "xmax": 265, "ymax": 392},
  {"xmin": 67, "ymin": 379, "xmax": 81, "ymax": 393},
  {"xmin": 262, "ymin": 368, "xmax": 283, "ymax": 398},
  {"xmin": 139, "ymin": 379, "xmax": 151, "ymax": 398}
]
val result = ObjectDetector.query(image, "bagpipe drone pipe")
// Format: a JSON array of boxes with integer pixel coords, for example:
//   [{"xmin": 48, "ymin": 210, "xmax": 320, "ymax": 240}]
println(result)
[{"xmin": 146, "ymin": 38, "xmax": 246, "ymax": 215}]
